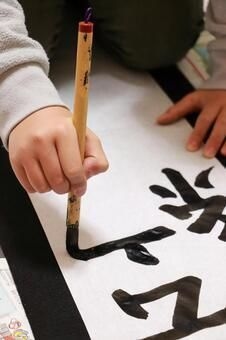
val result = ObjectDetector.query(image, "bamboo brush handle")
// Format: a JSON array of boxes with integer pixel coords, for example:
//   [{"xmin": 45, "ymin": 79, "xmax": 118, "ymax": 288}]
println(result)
[{"xmin": 66, "ymin": 22, "xmax": 93, "ymax": 228}]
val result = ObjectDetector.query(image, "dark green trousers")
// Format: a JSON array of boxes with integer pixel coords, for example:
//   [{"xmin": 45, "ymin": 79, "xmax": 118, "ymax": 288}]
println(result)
[
  {"xmin": 18, "ymin": 0, "xmax": 65, "ymax": 56},
  {"xmin": 19, "ymin": 0, "xmax": 204, "ymax": 70}
]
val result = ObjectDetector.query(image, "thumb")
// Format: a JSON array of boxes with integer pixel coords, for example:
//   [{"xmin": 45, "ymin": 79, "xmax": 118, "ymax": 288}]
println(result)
[{"xmin": 83, "ymin": 129, "xmax": 109, "ymax": 179}]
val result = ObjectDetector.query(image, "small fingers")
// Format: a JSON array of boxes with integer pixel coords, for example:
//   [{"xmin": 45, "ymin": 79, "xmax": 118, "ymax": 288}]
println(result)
[
  {"xmin": 157, "ymin": 92, "xmax": 202, "ymax": 125},
  {"xmin": 56, "ymin": 126, "xmax": 86, "ymax": 197},
  {"xmin": 24, "ymin": 159, "xmax": 51, "ymax": 193},
  {"xmin": 9, "ymin": 146, "xmax": 50, "ymax": 194},
  {"xmin": 10, "ymin": 162, "xmax": 35, "ymax": 193},
  {"xmin": 203, "ymin": 110, "xmax": 226, "ymax": 158},
  {"xmin": 186, "ymin": 106, "xmax": 219, "ymax": 152},
  {"xmin": 39, "ymin": 144, "xmax": 70, "ymax": 194}
]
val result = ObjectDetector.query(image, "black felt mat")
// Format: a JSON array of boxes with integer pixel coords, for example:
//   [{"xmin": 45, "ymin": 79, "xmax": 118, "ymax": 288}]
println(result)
[{"xmin": 0, "ymin": 146, "xmax": 90, "ymax": 340}]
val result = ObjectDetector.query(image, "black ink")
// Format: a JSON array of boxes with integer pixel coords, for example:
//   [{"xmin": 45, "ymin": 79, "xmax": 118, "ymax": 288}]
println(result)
[
  {"xmin": 83, "ymin": 70, "xmax": 88, "ymax": 86},
  {"xmin": 83, "ymin": 33, "xmax": 88, "ymax": 42},
  {"xmin": 88, "ymin": 47, "xmax": 92, "ymax": 61},
  {"xmin": 149, "ymin": 185, "xmax": 177, "ymax": 198},
  {"xmin": 162, "ymin": 169, "xmax": 202, "ymax": 205},
  {"xmin": 66, "ymin": 226, "xmax": 175, "ymax": 265},
  {"xmin": 151, "ymin": 168, "xmax": 226, "ymax": 241},
  {"xmin": 160, "ymin": 205, "xmax": 191, "ymax": 220},
  {"xmin": 69, "ymin": 195, "xmax": 77, "ymax": 203},
  {"xmin": 113, "ymin": 276, "xmax": 226, "ymax": 339},
  {"xmin": 124, "ymin": 243, "xmax": 159, "ymax": 265},
  {"xmin": 194, "ymin": 167, "xmax": 214, "ymax": 188}
]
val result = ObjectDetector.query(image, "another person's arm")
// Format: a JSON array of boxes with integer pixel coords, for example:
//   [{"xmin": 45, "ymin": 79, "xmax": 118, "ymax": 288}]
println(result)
[
  {"xmin": 0, "ymin": 0, "xmax": 108, "ymax": 195},
  {"xmin": 157, "ymin": 0, "xmax": 226, "ymax": 158}
]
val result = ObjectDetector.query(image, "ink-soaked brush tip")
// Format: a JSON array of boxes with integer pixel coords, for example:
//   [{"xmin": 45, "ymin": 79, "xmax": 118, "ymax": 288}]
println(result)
[{"xmin": 66, "ymin": 222, "xmax": 79, "ymax": 256}]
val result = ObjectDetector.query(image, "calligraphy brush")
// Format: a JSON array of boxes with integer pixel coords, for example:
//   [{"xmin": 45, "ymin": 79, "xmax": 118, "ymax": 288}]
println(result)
[{"xmin": 66, "ymin": 8, "xmax": 93, "ymax": 256}]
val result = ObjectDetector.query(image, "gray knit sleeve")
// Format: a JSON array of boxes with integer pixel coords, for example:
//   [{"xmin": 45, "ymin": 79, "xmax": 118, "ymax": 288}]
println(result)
[{"xmin": 0, "ymin": 0, "xmax": 66, "ymax": 147}]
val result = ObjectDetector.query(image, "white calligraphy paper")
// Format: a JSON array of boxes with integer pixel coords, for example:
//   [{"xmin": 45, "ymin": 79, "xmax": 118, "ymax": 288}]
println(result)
[{"xmin": 30, "ymin": 46, "xmax": 226, "ymax": 339}]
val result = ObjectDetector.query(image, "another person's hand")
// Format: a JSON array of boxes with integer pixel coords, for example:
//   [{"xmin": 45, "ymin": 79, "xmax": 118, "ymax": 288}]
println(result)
[
  {"xmin": 157, "ymin": 89, "xmax": 226, "ymax": 158},
  {"xmin": 8, "ymin": 106, "xmax": 108, "ymax": 195}
]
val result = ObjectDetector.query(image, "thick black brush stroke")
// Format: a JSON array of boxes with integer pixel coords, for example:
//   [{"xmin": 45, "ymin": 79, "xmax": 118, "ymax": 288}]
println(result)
[
  {"xmin": 156, "ymin": 168, "xmax": 226, "ymax": 241},
  {"xmin": 194, "ymin": 167, "xmax": 214, "ymax": 189},
  {"xmin": 142, "ymin": 308, "xmax": 226, "ymax": 340},
  {"xmin": 162, "ymin": 169, "xmax": 202, "ymax": 205},
  {"xmin": 149, "ymin": 185, "xmax": 177, "ymax": 198},
  {"xmin": 112, "ymin": 276, "xmax": 226, "ymax": 340},
  {"xmin": 188, "ymin": 196, "xmax": 226, "ymax": 239},
  {"xmin": 66, "ymin": 226, "xmax": 175, "ymax": 265}
]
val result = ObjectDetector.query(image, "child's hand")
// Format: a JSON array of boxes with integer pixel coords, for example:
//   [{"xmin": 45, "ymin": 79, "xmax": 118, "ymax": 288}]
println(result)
[
  {"xmin": 8, "ymin": 106, "xmax": 108, "ymax": 195},
  {"xmin": 157, "ymin": 89, "xmax": 226, "ymax": 158}
]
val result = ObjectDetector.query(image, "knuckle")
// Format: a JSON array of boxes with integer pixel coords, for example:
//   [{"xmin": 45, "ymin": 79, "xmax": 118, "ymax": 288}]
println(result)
[
  {"xmin": 56, "ymin": 124, "xmax": 68, "ymax": 137},
  {"xmin": 32, "ymin": 133, "xmax": 46, "ymax": 145}
]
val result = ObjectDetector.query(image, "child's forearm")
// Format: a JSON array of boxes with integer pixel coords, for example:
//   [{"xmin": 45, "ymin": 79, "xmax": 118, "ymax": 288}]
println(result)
[{"xmin": 0, "ymin": 0, "xmax": 65, "ymax": 147}]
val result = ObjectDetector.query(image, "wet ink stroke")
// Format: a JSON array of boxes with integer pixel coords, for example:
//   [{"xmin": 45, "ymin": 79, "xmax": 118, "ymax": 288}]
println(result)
[
  {"xmin": 112, "ymin": 276, "xmax": 226, "ymax": 339},
  {"xmin": 67, "ymin": 166, "xmax": 223, "ymax": 263},
  {"xmin": 150, "ymin": 168, "xmax": 226, "ymax": 241},
  {"xmin": 66, "ymin": 225, "xmax": 175, "ymax": 265},
  {"xmin": 194, "ymin": 167, "xmax": 214, "ymax": 189}
]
